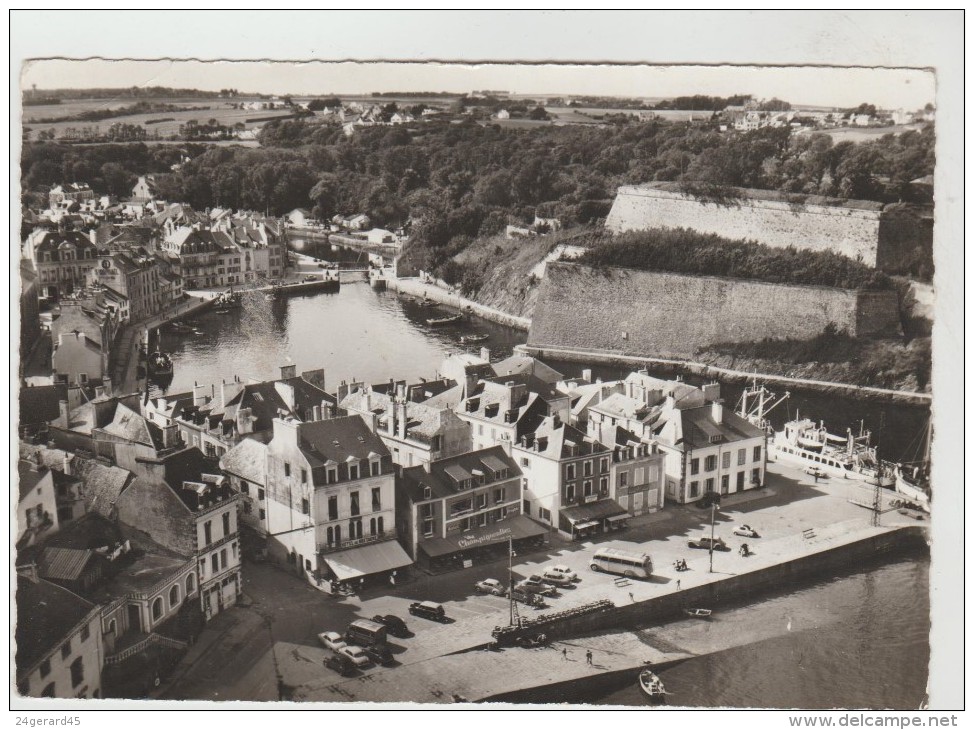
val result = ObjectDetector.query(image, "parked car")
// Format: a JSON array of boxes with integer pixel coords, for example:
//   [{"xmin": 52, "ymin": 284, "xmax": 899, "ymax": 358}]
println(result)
[
  {"xmin": 371, "ymin": 614, "xmax": 411, "ymax": 638},
  {"xmin": 408, "ymin": 601, "xmax": 447, "ymax": 622},
  {"xmin": 508, "ymin": 589, "xmax": 547, "ymax": 609},
  {"xmin": 804, "ymin": 466, "xmax": 827, "ymax": 478},
  {"xmin": 516, "ymin": 575, "xmax": 558, "ymax": 597},
  {"xmin": 688, "ymin": 536, "xmax": 731, "ymax": 551},
  {"xmin": 475, "ymin": 578, "xmax": 506, "ymax": 596},
  {"xmin": 363, "ymin": 643, "xmax": 396, "ymax": 666},
  {"xmin": 540, "ymin": 569, "xmax": 575, "ymax": 588},
  {"xmin": 317, "ymin": 631, "xmax": 347, "ymax": 652},
  {"xmin": 545, "ymin": 564, "xmax": 579, "ymax": 582},
  {"xmin": 324, "ymin": 652, "xmax": 358, "ymax": 677},
  {"xmin": 338, "ymin": 645, "xmax": 371, "ymax": 667},
  {"xmin": 733, "ymin": 525, "xmax": 760, "ymax": 538},
  {"xmin": 303, "ymin": 275, "xmax": 318, "ymax": 282}
]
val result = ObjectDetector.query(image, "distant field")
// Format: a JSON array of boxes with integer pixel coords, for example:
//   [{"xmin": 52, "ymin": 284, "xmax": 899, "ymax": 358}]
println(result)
[
  {"xmin": 816, "ymin": 123, "xmax": 926, "ymax": 143},
  {"xmin": 22, "ymin": 97, "xmax": 219, "ymax": 122},
  {"xmin": 548, "ymin": 106, "xmax": 706, "ymax": 122},
  {"xmin": 22, "ymin": 98, "xmax": 295, "ymax": 139}
]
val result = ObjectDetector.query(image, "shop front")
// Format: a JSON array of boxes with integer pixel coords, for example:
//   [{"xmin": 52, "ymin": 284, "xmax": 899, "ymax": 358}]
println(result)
[
  {"xmin": 318, "ymin": 538, "xmax": 413, "ymax": 593},
  {"xmin": 419, "ymin": 514, "xmax": 548, "ymax": 572},
  {"xmin": 560, "ymin": 499, "xmax": 629, "ymax": 540}
]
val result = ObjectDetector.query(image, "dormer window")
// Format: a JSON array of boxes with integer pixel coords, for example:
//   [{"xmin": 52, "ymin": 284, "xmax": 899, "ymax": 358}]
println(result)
[
  {"xmin": 423, "ymin": 486, "xmax": 431, "ymax": 500},
  {"xmin": 709, "ymin": 435, "xmax": 722, "ymax": 444},
  {"xmin": 326, "ymin": 466, "xmax": 338, "ymax": 484},
  {"xmin": 348, "ymin": 461, "xmax": 359, "ymax": 480}
]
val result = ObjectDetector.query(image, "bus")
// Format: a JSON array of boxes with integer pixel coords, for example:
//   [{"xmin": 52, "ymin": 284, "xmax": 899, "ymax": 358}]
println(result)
[{"xmin": 589, "ymin": 547, "xmax": 653, "ymax": 579}]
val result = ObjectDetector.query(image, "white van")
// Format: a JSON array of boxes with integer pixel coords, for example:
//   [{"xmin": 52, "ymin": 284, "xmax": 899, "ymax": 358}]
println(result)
[{"xmin": 590, "ymin": 547, "xmax": 653, "ymax": 579}]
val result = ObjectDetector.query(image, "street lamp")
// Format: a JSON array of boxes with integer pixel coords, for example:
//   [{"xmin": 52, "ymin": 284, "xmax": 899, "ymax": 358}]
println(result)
[{"xmin": 707, "ymin": 492, "xmax": 721, "ymax": 574}]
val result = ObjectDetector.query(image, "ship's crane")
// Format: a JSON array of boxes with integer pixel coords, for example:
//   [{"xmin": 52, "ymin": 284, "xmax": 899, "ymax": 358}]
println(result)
[{"xmin": 736, "ymin": 379, "xmax": 790, "ymax": 433}]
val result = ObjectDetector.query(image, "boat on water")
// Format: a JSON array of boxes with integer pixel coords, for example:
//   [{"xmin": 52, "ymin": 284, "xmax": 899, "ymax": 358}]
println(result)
[
  {"xmin": 213, "ymin": 289, "xmax": 243, "ymax": 312},
  {"xmin": 684, "ymin": 608, "xmax": 712, "ymax": 618},
  {"xmin": 737, "ymin": 382, "xmax": 894, "ymax": 487},
  {"xmin": 461, "ymin": 333, "xmax": 489, "ymax": 344},
  {"xmin": 166, "ymin": 321, "xmax": 196, "ymax": 334},
  {"xmin": 893, "ymin": 419, "xmax": 932, "ymax": 513},
  {"xmin": 147, "ymin": 351, "xmax": 173, "ymax": 378},
  {"xmin": 417, "ymin": 298, "xmax": 438, "ymax": 308},
  {"xmin": 638, "ymin": 670, "xmax": 667, "ymax": 703},
  {"xmin": 427, "ymin": 313, "xmax": 463, "ymax": 327}
]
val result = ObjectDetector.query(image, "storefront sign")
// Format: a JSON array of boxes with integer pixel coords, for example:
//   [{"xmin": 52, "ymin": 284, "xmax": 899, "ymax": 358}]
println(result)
[{"xmin": 457, "ymin": 525, "xmax": 513, "ymax": 549}]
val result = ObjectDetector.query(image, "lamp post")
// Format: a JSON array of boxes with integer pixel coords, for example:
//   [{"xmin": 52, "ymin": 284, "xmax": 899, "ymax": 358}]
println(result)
[{"xmin": 508, "ymin": 537, "xmax": 516, "ymax": 626}]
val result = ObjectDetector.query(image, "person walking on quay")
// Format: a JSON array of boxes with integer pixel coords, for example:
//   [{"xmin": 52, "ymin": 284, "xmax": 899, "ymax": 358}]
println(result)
[
  {"xmin": 586, "ymin": 650, "xmax": 593, "ymax": 666},
  {"xmin": 562, "ymin": 646, "xmax": 568, "ymax": 660}
]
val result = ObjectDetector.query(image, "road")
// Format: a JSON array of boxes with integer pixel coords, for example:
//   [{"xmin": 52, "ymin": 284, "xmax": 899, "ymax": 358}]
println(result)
[{"xmin": 159, "ymin": 460, "xmax": 916, "ymax": 701}]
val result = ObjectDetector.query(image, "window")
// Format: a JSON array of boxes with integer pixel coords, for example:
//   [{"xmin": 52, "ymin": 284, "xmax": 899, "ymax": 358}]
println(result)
[
  {"xmin": 583, "ymin": 461, "xmax": 593, "ymax": 477},
  {"xmin": 478, "ymin": 512, "xmax": 488, "ymax": 527},
  {"xmin": 223, "ymin": 512, "xmax": 231, "ymax": 536},
  {"xmin": 169, "ymin": 585, "xmax": 180, "ymax": 607},
  {"xmin": 566, "ymin": 464, "xmax": 576, "ymax": 480},
  {"xmin": 705, "ymin": 478, "xmax": 714, "ymax": 493},
  {"xmin": 349, "ymin": 519, "xmax": 363, "ymax": 539},
  {"xmin": 186, "ymin": 573, "xmax": 196, "ymax": 594},
  {"xmin": 600, "ymin": 458, "xmax": 609, "ymax": 473},
  {"xmin": 232, "ymin": 542, "xmax": 238, "ymax": 559},
  {"xmin": 284, "ymin": 462, "xmax": 291, "ymax": 477},
  {"xmin": 349, "ymin": 463, "xmax": 359, "ymax": 481},
  {"xmin": 60, "ymin": 639, "xmax": 71, "ymax": 660},
  {"xmin": 753, "ymin": 446, "xmax": 762, "ymax": 462},
  {"xmin": 259, "ymin": 509, "xmax": 266, "ymax": 521},
  {"xmin": 372, "ymin": 487, "xmax": 381, "ymax": 511},
  {"xmin": 301, "ymin": 498, "xmax": 310, "ymax": 515},
  {"xmin": 243, "ymin": 501, "xmax": 252, "ymax": 514},
  {"xmin": 80, "ymin": 623, "xmax": 90, "ymax": 642},
  {"xmin": 70, "ymin": 657, "xmax": 84, "ymax": 688},
  {"xmin": 690, "ymin": 481, "xmax": 700, "ymax": 498},
  {"xmin": 737, "ymin": 448, "xmax": 746, "ymax": 466},
  {"xmin": 258, "ymin": 488, "xmax": 265, "ymax": 501},
  {"xmin": 370, "ymin": 517, "xmax": 377, "ymax": 536},
  {"xmin": 350, "ymin": 492, "xmax": 360, "ymax": 516},
  {"xmin": 220, "ymin": 549, "xmax": 227, "ymax": 569},
  {"xmin": 690, "ymin": 458, "xmax": 700, "ymax": 475},
  {"xmin": 737, "ymin": 472, "xmax": 745, "ymax": 491},
  {"xmin": 721, "ymin": 474, "xmax": 730, "ymax": 493},
  {"xmin": 39, "ymin": 659, "xmax": 51, "ymax": 679},
  {"xmin": 421, "ymin": 503, "xmax": 433, "ymax": 518},
  {"xmin": 325, "ymin": 495, "xmax": 338, "ymax": 521},
  {"xmin": 722, "ymin": 452, "xmax": 731, "ymax": 469},
  {"xmin": 240, "ymin": 481, "xmax": 249, "ymax": 495},
  {"xmin": 752, "ymin": 468, "xmax": 761, "ymax": 486},
  {"xmin": 370, "ymin": 460, "xmax": 381, "ymax": 477},
  {"xmin": 599, "ymin": 477, "xmax": 608, "ymax": 494},
  {"xmin": 494, "ymin": 487, "xmax": 505, "ymax": 504},
  {"xmin": 520, "ymin": 457, "xmax": 529, "ymax": 468},
  {"xmin": 204, "ymin": 520, "xmax": 212, "ymax": 545},
  {"xmin": 423, "ymin": 519, "xmax": 434, "ymax": 537},
  {"xmin": 583, "ymin": 480, "xmax": 593, "ymax": 497},
  {"xmin": 211, "ymin": 554, "xmax": 219, "ymax": 573},
  {"xmin": 460, "ymin": 518, "xmax": 471, "ymax": 531},
  {"xmin": 618, "ymin": 472, "xmax": 628, "ymax": 488},
  {"xmin": 105, "ymin": 619, "xmax": 117, "ymax": 636},
  {"xmin": 301, "ymin": 468, "xmax": 308, "ymax": 484},
  {"xmin": 152, "ymin": 597, "xmax": 164, "ymax": 621},
  {"xmin": 565, "ymin": 484, "xmax": 575, "ymax": 502},
  {"xmin": 705, "ymin": 455, "xmax": 717, "ymax": 472}
]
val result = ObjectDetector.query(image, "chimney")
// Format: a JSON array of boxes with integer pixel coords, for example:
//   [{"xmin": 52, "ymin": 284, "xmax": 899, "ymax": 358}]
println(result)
[
  {"xmin": 702, "ymin": 382, "xmax": 721, "ymax": 404},
  {"xmin": 280, "ymin": 364, "xmax": 297, "ymax": 380},
  {"xmin": 192, "ymin": 383, "xmax": 209, "ymax": 407},
  {"xmin": 58, "ymin": 399, "xmax": 70, "ymax": 429},
  {"xmin": 271, "ymin": 416, "xmax": 300, "ymax": 445},
  {"xmin": 397, "ymin": 400, "xmax": 407, "ymax": 439},
  {"xmin": 582, "ymin": 368, "xmax": 592, "ymax": 383},
  {"xmin": 479, "ymin": 347, "xmax": 491, "ymax": 362},
  {"xmin": 237, "ymin": 407, "xmax": 254, "ymax": 435},
  {"xmin": 711, "ymin": 400, "xmax": 724, "ymax": 425},
  {"xmin": 94, "ymin": 385, "xmax": 106, "ymax": 399},
  {"xmin": 63, "ymin": 453, "xmax": 72, "ymax": 476},
  {"xmin": 102, "ymin": 375, "xmax": 113, "ymax": 396}
]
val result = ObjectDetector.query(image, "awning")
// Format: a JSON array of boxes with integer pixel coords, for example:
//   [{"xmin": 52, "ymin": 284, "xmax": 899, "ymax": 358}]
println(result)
[
  {"xmin": 420, "ymin": 514, "xmax": 548, "ymax": 559},
  {"xmin": 561, "ymin": 499, "xmax": 628, "ymax": 525},
  {"xmin": 573, "ymin": 521, "xmax": 599, "ymax": 530},
  {"xmin": 323, "ymin": 539, "xmax": 413, "ymax": 581},
  {"xmin": 607, "ymin": 514, "xmax": 630, "ymax": 522}
]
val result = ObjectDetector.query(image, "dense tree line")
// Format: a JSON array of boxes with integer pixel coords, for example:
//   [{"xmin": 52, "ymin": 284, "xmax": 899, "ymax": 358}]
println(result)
[
  {"xmin": 578, "ymin": 228, "xmax": 894, "ymax": 290},
  {"xmin": 21, "ymin": 117, "xmax": 934, "ymax": 283}
]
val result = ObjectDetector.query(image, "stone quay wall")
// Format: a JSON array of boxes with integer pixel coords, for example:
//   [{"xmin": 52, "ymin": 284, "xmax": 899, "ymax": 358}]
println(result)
[{"xmin": 527, "ymin": 262, "xmax": 901, "ymax": 359}]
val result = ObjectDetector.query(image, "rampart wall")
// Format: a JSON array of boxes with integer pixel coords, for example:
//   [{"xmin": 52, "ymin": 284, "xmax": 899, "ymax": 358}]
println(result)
[{"xmin": 527, "ymin": 263, "xmax": 901, "ymax": 359}]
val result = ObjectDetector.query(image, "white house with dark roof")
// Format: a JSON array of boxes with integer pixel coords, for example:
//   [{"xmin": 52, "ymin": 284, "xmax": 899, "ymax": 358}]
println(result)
[
  {"xmin": 220, "ymin": 438, "xmax": 269, "ymax": 534},
  {"xmin": 262, "ymin": 415, "xmax": 411, "ymax": 588}
]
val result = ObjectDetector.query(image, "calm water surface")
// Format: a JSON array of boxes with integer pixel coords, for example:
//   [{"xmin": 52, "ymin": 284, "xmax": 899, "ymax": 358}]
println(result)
[{"xmin": 587, "ymin": 555, "xmax": 930, "ymax": 709}]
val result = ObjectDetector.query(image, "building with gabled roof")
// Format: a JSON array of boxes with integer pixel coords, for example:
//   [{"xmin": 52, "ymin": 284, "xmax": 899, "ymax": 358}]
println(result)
[
  {"xmin": 23, "ymin": 229, "xmax": 100, "ymax": 299},
  {"xmin": 17, "ymin": 458, "xmax": 60, "ymax": 549},
  {"xmin": 262, "ymin": 415, "xmax": 411, "ymax": 588},
  {"xmin": 397, "ymin": 446, "xmax": 542, "ymax": 569}
]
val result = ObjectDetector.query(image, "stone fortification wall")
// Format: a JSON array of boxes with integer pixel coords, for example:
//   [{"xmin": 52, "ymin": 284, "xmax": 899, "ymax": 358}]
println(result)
[
  {"xmin": 527, "ymin": 263, "xmax": 901, "ymax": 358},
  {"xmin": 605, "ymin": 184, "xmax": 884, "ymax": 266}
]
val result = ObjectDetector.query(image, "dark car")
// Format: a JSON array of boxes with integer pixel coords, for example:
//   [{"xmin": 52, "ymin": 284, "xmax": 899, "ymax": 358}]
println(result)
[
  {"xmin": 408, "ymin": 601, "xmax": 447, "ymax": 622},
  {"xmin": 508, "ymin": 589, "xmax": 547, "ymax": 609},
  {"xmin": 372, "ymin": 614, "xmax": 411, "ymax": 638},
  {"xmin": 324, "ymin": 652, "xmax": 357, "ymax": 677},
  {"xmin": 688, "ymin": 536, "xmax": 731, "ymax": 551},
  {"xmin": 363, "ymin": 643, "xmax": 396, "ymax": 666}
]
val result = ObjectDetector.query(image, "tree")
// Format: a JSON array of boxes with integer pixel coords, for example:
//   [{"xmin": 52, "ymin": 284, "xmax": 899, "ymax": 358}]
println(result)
[
  {"xmin": 309, "ymin": 174, "xmax": 340, "ymax": 218},
  {"xmin": 528, "ymin": 106, "xmax": 549, "ymax": 121}
]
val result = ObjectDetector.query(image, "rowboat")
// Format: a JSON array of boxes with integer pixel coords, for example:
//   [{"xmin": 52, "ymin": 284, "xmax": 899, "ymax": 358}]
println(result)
[
  {"xmin": 638, "ymin": 669, "xmax": 667, "ymax": 703},
  {"xmin": 427, "ymin": 313, "xmax": 463, "ymax": 326},
  {"xmin": 684, "ymin": 608, "xmax": 712, "ymax": 618},
  {"xmin": 461, "ymin": 333, "xmax": 489, "ymax": 344}
]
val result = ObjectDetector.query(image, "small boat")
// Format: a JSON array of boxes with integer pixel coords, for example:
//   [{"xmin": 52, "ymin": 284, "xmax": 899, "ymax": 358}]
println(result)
[
  {"xmin": 166, "ymin": 321, "xmax": 195, "ymax": 334},
  {"xmin": 147, "ymin": 351, "xmax": 173, "ymax": 378},
  {"xmin": 417, "ymin": 298, "xmax": 438, "ymax": 308},
  {"xmin": 461, "ymin": 333, "xmax": 489, "ymax": 344},
  {"xmin": 427, "ymin": 313, "xmax": 463, "ymax": 327},
  {"xmin": 638, "ymin": 670, "xmax": 667, "ymax": 702},
  {"xmin": 684, "ymin": 608, "xmax": 712, "ymax": 618},
  {"xmin": 213, "ymin": 289, "xmax": 243, "ymax": 312}
]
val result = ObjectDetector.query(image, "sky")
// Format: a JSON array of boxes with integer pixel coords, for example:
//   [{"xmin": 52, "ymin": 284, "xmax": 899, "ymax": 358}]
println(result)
[{"xmin": 20, "ymin": 60, "xmax": 936, "ymax": 111}]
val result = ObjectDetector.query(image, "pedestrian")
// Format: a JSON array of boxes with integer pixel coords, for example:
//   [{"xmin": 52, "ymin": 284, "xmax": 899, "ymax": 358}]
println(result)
[
  {"xmin": 677, "ymin": 579, "xmax": 681, "ymax": 590},
  {"xmin": 562, "ymin": 646, "xmax": 568, "ymax": 660},
  {"xmin": 629, "ymin": 592, "xmax": 635, "ymax": 603},
  {"xmin": 586, "ymin": 650, "xmax": 593, "ymax": 665}
]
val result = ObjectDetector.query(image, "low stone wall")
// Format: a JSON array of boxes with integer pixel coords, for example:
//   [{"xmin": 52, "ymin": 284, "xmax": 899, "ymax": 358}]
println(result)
[
  {"xmin": 388, "ymin": 277, "xmax": 532, "ymax": 331},
  {"xmin": 528, "ymin": 263, "xmax": 901, "ymax": 360}
]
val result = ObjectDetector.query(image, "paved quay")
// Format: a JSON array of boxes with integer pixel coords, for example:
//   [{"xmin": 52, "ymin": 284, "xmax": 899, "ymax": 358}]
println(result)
[{"xmin": 158, "ymin": 461, "xmax": 927, "ymax": 704}]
